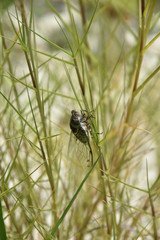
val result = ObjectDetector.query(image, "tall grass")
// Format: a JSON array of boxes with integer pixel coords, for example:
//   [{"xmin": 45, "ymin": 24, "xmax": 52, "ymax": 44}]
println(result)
[{"xmin": 0, "ymin": 0, "xmax": 160, "ymax": 239}]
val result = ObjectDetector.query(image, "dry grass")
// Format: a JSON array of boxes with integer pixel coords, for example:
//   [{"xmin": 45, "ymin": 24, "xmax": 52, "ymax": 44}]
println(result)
[{"xmin": 0, "ymin": 0, "xmax": 160, "ymax": 239}]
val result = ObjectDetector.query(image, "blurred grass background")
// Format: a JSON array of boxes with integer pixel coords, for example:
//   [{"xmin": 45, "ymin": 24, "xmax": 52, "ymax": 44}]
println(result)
[{"xmin": 0, "ymin": 0, "xmax": 160, "ymax": 239}]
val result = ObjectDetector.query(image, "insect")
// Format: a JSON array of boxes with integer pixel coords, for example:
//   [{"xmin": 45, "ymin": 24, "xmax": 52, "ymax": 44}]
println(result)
[{"xmin": 70, "ymin": 110, "xmax": 93, "ymax": 165}]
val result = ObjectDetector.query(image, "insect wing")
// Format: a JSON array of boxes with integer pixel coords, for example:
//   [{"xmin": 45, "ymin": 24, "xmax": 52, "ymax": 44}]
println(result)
[
  {"xmin": 68, "ymin": 131, "xmax": 90, "ymax": 167},
  {"xmin": 68, "ymin": 131, "xmax": 75, "ymax": 158}
]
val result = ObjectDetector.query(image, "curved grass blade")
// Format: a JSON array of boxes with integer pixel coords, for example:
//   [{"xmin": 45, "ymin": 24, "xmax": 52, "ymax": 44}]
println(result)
[
  {"xmin": 0, "ymin": 91, "xmax": 37, "ymax": 134},
  {"xmin": 47, "ymin": 155, "xmax": 100, "ymax": 239}
]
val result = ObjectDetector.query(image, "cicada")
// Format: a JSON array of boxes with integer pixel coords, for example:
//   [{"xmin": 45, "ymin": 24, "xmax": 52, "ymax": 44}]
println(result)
[{"xmin": 70, "ymin": 110, "xmax": 93, "ymax": 165}]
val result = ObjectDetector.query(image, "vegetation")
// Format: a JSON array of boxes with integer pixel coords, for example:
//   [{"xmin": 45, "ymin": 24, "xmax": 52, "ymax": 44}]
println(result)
[{"xmin": 0, "ymin": 0, "xmax": 160, "ymax": 239}]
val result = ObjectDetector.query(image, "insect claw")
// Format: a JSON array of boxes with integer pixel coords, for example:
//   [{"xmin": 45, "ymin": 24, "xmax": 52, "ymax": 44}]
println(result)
[{"xmin": 94, "ymin": 131, "xmax": 103, "ymax": 135}]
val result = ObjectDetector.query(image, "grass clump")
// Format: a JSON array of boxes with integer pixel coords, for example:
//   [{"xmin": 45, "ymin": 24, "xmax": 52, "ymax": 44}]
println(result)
[{"xmin": 0, "ymin": 0, "xmax": 160, "ymax": 239}]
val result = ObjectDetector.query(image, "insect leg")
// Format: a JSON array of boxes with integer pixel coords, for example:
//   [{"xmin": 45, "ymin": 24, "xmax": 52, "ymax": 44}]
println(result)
[{"xmin": 81, "ymin": 109, "xmax": 95, "ymax": 120}]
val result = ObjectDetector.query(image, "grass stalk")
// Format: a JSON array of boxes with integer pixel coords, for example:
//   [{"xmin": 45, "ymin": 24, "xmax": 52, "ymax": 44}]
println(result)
[{"xmin": 1, "ymin": 0, "xmax": 159, "ymax": 239}]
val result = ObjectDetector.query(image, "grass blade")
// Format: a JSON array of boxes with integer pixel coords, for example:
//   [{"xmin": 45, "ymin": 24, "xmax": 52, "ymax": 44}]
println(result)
[
  {"xmin": 0, "ymin": 199, "xmax": 7, "ymax": 240},
  {"xmin": 47, "ymin": 155, "xmax": 100, "ymax": 239}
]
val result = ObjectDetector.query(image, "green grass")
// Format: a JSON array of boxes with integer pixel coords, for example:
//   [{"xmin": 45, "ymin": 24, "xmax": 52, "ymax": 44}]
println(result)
[{"xmin": 0, "ymin": 0, "xmax": 160, "ymax": 239}]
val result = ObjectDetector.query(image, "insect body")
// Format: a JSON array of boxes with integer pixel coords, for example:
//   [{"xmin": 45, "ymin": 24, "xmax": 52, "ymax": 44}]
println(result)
[
  {"xmin": 70, "ymin": 110, "xmax": 93, "ymax": 165},
  {"xmin": 70, "ymin": 110, "xmax": 90, "ymax": 143}
]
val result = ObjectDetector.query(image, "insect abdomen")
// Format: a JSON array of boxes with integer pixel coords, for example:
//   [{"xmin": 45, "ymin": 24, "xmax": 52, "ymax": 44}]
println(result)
[{"xmin": 70, "ymin": 119, "xmax": 88, "ymax": 144}]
